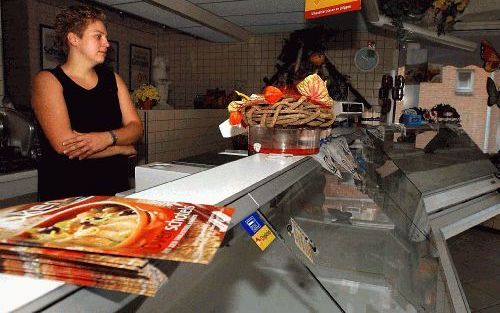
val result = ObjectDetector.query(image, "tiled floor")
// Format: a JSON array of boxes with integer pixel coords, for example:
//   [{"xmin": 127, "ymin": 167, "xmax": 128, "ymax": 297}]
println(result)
[{"xmin": 448, "ymin": 226, "xmax": 500, "ymax": 313}]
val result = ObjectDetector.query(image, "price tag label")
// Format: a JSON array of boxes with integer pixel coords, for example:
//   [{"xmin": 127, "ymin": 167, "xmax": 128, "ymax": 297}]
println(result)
[
  {"xmin": 251, "ymin": 225, "xmax": 275, "ymax": 251},
  {"xmin": 240, "ymin": 212, "xmax": 275, "ymax": 251},
  {"xmin": 288, "ymin": 218, "xmax": 318, "ymax": 263}
]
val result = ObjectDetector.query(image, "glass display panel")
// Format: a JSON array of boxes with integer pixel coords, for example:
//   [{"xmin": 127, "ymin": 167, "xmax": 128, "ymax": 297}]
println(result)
[
  {"xmin": 447, "ymin": 226, "xmax": 500, "ymax": 312},
  {"xmin": 162, "ymin": 225, "xmax": 344, "ymax": 313},
  {"xmin": 261, "ymin": 167, "xmax": 455, "ymax": 313}
]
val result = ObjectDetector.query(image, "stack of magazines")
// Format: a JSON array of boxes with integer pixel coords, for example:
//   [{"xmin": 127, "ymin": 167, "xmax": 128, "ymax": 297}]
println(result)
[{"xmin": 0, "ymin": 196, "xmax": 234, "ymax": 296}]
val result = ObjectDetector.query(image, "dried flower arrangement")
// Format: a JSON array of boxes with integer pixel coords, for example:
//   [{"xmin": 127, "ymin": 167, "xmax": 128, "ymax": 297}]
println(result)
[{"xmin": 227, "ymin": 74, "xmax": 335, "ymax": 128}]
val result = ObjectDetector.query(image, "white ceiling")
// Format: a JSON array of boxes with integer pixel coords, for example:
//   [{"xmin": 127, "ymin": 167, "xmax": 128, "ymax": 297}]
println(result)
[
  {"xmin": 190, "ymin": 0, "xmax": 306, "ymax": 34},
  {"xmin": 94, "ymin": 0, "xmax": 500, "ymax": 44},
  {"xmin": 459, "ymin": 0, "xmax": 500, "ymax": 23},
  {"xmin": 94, "ymin": 0, "xmax": 368, "ymax": 42}
]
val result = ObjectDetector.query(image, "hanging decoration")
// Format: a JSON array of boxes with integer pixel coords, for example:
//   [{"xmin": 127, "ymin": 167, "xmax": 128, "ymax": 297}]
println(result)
[
  {"xmin": 378, "ymin": 0, "xmax": 470, "ymax": 42},
  {"xmin": 263, "ymin": 26, "xmax": 371, "ymax": 109},
  {"xmin": 432, "ymin": 0, "xmax": 470, "ymax": 35},
  {"xmin": 379, "ymin": 0, "xmax": 432, "ymax": 42},
  {"xmin": 480, "ymin": 40, "xmax": 500, "ymax": 73},
  {"xmin": 486, "ymin": 78, "xmax": 500, "ymax": 108}
]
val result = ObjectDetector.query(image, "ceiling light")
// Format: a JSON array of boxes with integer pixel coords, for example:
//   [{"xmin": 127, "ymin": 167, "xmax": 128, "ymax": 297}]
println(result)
[{"xmin": 372, "ymin": 15, "xmax": 478, "ymax": 52}]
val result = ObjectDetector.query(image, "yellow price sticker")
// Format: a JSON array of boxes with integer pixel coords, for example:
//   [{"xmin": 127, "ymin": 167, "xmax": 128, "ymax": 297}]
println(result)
[{"xmin": 251, "ymin": 225, "xmax": 276, "ymax": 251}]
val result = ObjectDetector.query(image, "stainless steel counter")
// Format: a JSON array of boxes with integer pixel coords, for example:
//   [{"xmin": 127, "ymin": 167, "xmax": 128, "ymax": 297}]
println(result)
[
  {"xmin": 0, "ymin": 169, "xmax": 37, "ymax": 201},
  {"xmin": 6, "ymin": 125, "xmax": 499, "ymax": 313}
]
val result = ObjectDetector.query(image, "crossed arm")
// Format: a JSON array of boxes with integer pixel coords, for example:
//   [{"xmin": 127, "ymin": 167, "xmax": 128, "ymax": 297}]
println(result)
[{"xmin": 32, "ymin": 71, "xmax": 143, "ymax": 160}]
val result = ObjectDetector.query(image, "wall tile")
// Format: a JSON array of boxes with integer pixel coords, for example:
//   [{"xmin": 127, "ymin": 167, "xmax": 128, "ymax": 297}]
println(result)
[{"xmin": 7, "ymin": 1, "xmax": 412, "ymax": 157}]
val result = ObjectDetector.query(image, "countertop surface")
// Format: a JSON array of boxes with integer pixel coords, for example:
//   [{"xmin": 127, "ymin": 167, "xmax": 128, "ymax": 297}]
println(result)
[
  {"xmin": 0, "ymin": 169, "xmax": 37, "ymax": 183},
  {"xmin": 0, "ymin": 274, "xmax": 63, "ymax": 312},
  {"xmin": 4, "ymin": 153, "xmax": 307, "ymax": 311},
  {"xmin": 173, "ymin": 152, "xmax": 246, "ymax": 167},
  {"xmin": 129, "ymin": 153, "xmax": 305, "ymax": 205}
]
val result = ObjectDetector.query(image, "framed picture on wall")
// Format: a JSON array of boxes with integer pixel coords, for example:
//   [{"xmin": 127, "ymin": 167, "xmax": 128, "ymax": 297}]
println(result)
[
  {"xmin": 39, "ymin": 25, "xmax": 65, "ymax": 70},
  {"xmin": 104, "ymin": 40, "xmax": 119, "ymax": 72},
  {"xmin": 129, "ymin": 44, "xmax": 151, "ymax": 90}
]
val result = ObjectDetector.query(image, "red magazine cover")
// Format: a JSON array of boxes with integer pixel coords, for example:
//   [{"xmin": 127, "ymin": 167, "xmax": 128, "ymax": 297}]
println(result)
[
  {"xmin": 0, "ymin": 252, "xmax": 167, "ymax": 296},
  {"xmin": 0, "ymin": 196, "xmax": 234, "ymax": 264},
  {"xmin": 0, "ymin": 243, "xmax": 148, "ymax": 270},
  {"xmin": 1, "ymin": 267, "xmax": 163, "ymax": 296}
]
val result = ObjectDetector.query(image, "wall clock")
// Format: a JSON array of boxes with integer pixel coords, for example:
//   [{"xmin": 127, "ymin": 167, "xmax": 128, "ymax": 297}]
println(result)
[{"xmin": 354, "ymin": 47, "xmax": 379, "ymax": 72}]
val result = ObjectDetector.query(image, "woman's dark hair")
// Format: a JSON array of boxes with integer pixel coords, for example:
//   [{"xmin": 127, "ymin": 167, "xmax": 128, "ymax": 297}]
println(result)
[{"xmin": 54, "ymin": 5, "xmax": 106, "ymax": 52}]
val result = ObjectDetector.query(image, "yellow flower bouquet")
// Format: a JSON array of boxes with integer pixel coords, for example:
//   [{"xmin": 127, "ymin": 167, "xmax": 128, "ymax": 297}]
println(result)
[{"xmin": 132, "ymin": 84, "xmax": 160, "ymax": 109}]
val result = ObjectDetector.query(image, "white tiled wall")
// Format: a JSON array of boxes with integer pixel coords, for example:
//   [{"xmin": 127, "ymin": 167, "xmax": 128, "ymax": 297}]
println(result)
[
  {"xmin": 158, "ymin": 29, "xmax": 398, "ymax": 108},
  {"xmin": 158, "ymin": 32, "xmax": 286, "ymax": 108},
  {"xmin": 326, "ymin": 30, "xmax": 398, "ymax": 106},
  {"xmin": 137, "ymin": 109, "xmax": 231, "ymax": 164}
]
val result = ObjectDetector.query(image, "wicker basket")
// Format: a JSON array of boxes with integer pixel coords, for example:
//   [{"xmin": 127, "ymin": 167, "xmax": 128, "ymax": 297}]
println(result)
[{"xmin": 241, "ymin": 96, "xmax": 335, "ymax": 128}]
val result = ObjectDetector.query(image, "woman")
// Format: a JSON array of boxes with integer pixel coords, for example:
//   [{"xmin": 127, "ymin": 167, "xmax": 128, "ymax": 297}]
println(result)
[{"xmin": 32, "ymin": 6, "xmax": 143, "ymax": 200}]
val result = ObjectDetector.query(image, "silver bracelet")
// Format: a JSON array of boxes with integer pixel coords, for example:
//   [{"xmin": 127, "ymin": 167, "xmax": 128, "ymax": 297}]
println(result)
[{"xmin": 108, "ymin": 130, "xmax": 118, "ymax": 146}]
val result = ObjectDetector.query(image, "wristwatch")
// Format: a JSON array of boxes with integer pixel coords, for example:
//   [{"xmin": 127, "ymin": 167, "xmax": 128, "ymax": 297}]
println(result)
[{"xmin": 108, "ymin": 130, "xmax": 118, "ymax": 146}]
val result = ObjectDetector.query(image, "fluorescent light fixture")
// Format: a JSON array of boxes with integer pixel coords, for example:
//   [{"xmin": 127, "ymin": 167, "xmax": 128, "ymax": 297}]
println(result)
[
  {"xmin": 372, "ymin": 15, "xmax": 478, "ymax": 52},
  {"xmin": 146, "ymin": 0, "xmax": 252, "ymax": 42}
]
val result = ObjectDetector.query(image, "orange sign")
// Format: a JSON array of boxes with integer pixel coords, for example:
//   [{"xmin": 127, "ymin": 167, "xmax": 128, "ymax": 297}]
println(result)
[{"xmin": 305, "ymin": 0, "xmax": 362, "ymax": 19}]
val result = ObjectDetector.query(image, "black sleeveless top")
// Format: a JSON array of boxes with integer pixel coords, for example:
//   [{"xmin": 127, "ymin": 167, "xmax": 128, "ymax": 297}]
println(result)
[{"xmin": 37, "ymin": 65, "xmax": 129, "ymax": 201}]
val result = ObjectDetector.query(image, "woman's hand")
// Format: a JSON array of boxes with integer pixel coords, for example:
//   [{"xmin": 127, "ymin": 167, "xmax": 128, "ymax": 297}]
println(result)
[
  {"xmin": 83, "ymin": 145, "xmax": 137, "ymax": 159},
  {"xmin": 63, "ymin": 131, "xmax": 112, "ymax": 160},
  {"xmin": 121, "ymin": 145, "xmax": 137, "ymax": 157}
]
